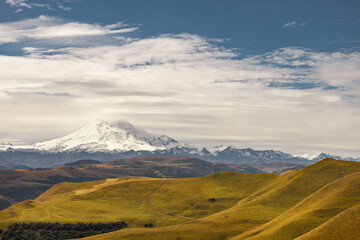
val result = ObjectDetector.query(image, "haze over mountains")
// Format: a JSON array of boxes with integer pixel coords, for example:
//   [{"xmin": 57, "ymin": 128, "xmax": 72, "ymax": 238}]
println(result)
[{"xmin": 0, "ymin": 120, "xmax": 358, "ymax": 169}]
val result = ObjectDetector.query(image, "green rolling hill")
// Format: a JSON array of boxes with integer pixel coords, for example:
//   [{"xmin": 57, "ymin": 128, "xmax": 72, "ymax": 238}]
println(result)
[
  {"xmin": 296, "ymin": 203, "xmax": 360, "ymax": 240},
  {"xmin": 233, "ymin": 171, "xmax": 360, "ymax": 240},
  {"xmin": 0, "ymin": 156, "xmax": 267, "ymax": 210},
  {"xmin": 0, "ymin": 158, "xmax": 359, "ymax": 240}
]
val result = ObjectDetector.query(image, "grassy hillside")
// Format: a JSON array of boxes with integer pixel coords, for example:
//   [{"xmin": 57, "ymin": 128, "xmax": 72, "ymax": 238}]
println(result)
[
  {"xmin": 78, "ymin": 159, "xmax": 360, "ymax": 240},
  {"xmin": 0, "ymin": 158, "xmax": 359, "ymax": 240},
  {"xmin": 296, "ymin": 203, "xmax": 360, "ymax": 240},
  {"xmin": 0, "ymin": 172, "xmax": 276, "ymax": 230},
  {"xmin": 233, "ymin": 171, "xmax": 360, "ymax": 240},
  {"xmin": 0, "ymin": 156, "xmax": 266, "ymax": 210},
  {"xmin": 0, "ymin": 156, "xmax": 305, "ymax": 211}
]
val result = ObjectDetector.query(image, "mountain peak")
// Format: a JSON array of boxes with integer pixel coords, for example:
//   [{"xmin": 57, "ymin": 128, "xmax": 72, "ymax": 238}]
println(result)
[
  {"xmin": 33, "ymin": 120, "xmax": 179, "ymax": 153},
  {"xmin": 89, "ymin": 119, "xmax": 145, "ymax": 134},
  {"xmin": 0, "ymin": 142, "xmax": 13, "ymax": 151}
]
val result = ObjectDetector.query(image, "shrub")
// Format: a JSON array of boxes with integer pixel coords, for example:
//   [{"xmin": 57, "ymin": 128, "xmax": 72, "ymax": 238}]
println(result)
[
  {"xmin": 2, "ymin": 221, "xmax": 127, "ymax": 240},
  {"xmin": 144, "ymin": 223, "xmax": 153, "ymax": 228}
]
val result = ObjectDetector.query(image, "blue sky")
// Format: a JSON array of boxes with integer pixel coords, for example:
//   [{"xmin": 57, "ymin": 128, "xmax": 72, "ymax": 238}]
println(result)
[
  {"xmin": 0, "ymin": 0, "xmax": 359, "ymax": 157},
  {"xmin": 1, "ymin": 0, "xmax": 360, "ymax": 54}
]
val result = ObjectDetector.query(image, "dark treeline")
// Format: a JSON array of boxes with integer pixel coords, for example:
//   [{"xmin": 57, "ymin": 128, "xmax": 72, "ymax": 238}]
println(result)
[{"xmin": 1, "ymin": 221, "xmax": 127, "ymax": 240}]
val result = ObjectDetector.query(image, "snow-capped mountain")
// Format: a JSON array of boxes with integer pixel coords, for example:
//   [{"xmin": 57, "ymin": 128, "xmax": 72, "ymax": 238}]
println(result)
[
  {"xmin": 199, "ymin": 146, "xmax": 307, "ymax": 164},
  {"xmin": 0, "ymin": 120, "xmax": 358, "ymax": 168},
  {"xmin": 0, "ymin": 143, "xmax": 13, "ymax": 151},
  {"xmin": 206, "ymin": 145, "xmax": 230, "ymax": 155},
  {"xmin": 33, "ymin": 120, "xmax": 179, "ymax": 153},
  {"xmin": 296, "ymin": 152, "xmax": 324, "ymax": 161},
  {"xmin": 296, "ymin": 152, "xmax": 360, "ymax": 162}
]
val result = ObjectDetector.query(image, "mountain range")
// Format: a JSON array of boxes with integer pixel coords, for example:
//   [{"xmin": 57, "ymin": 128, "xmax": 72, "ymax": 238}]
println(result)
[{"xmin": 0, "ymin": 120, "xmax": 358, "ymax": 169}]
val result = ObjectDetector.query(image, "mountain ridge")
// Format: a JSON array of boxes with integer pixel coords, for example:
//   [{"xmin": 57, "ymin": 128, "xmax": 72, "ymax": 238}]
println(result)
[{"xmin": 0, "ymin": 120, "xmax": 358, "ymax": 168}]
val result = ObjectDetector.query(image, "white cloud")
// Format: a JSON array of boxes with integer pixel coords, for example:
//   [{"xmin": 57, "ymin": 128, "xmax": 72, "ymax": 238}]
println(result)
[
  {"xmin": 13, "ymin": 8, "xmax": 24, "ymax": 13},
  {"xmin": 57, "ymin": 4, "xmax": 71, "ymax": 11},
  {"xmin": 30, "ymin": 3, "xmax": 52, "ymax": 9},
  {"xmin": 6, "ymin": 0, "xmax": 72, "ymax": 11},
  {"xmin": 109, "ymin": 27, "xmax": 139, "ymax": 34},
  {"xmin": 0, "ymin": 16, "xmax": 138, "ymax": 45},
  {"xmin": 283, "ymin": 21, "xmax": 297, "ymax": 27},
  {"xmin": 0, "ymin": 17, "xmax": 359, "ymax": 157},
  {"xmin": 6, "ymin": 0, "xmax": 31, "ymax": 8},
  {"xmin": 283, "ymin": 21, "xmax": 309, "ymax": 28}
]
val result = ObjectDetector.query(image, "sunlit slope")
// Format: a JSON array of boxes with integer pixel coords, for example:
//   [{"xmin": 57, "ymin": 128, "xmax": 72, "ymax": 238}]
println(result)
[
  {"xmin": 0, "ymin": 172, "xmax": 276, "ymax": 229},
  {"xmin": 296, "ymin": 203, "xmax": 360, "ymax": 240},
  {"xmin": 233, "ymin": 171, "xmax": 360, "ymax": 240},
  {"xmin": 76, "ymin": 158, "xmax": 360, "ymax": 240},
  {"xmin": 1, "ymin": 159, "xmax": 360, "ymax": 240},
  {"xmin": 0, "ymin": 156, "xmax": 266, "ymax": 211},
  {"xmin": 191, "ymin": 158, "xmax": 360, "ymax": 236}
]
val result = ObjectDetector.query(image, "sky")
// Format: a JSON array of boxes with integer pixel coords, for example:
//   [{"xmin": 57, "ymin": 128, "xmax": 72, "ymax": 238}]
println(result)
[{"xmin": 0, "ymin": 0, "xmax": 359, "ymax": 157}]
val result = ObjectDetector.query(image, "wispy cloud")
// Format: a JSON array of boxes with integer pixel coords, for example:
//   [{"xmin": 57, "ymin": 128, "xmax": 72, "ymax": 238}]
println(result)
[
  {"xmin": 13, "ymin": 8, "xmax": 24, "ymax": 13},
  {"xmin": 6, "ymin": 0, "xmax": 74, "ymax": 12},
  {"xmin": 6, "ymin": 0, "xmax": 31, "ymax": 8},
  {"xmin": 0, "ymin": 16, "xmax": 138, "ymax": 45},
  {"xmin": 30, "ymin": 3, "xmax": 52, "ymax": 10},
  {"xmin": 57, "ymin": 4, "xmax": 71, "ymax": 11},
  {"xmin": 283, "ymin": 21, "xmax": 309, "ymax": 28},
  {"xmin": 0, "ymin": 17, "xmax": 359, "ymax": 156},
  {"xmin": 283, "ymin": 21, "xmax": 296, "ymax": 27}
]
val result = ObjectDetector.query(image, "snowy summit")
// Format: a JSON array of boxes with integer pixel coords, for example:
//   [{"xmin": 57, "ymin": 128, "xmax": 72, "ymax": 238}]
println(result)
[{"xmin": 33, "ymin": 120, "xmax": 179, "ymax": 153}]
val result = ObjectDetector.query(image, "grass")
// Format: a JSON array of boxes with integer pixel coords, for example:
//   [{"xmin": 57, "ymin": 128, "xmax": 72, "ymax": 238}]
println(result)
[
  {"xmin": 1, "ymin": 158, "xmax": 360, "ymax": 240},
  {"xmin": 0, "ymin": 172, "xmax": 276, "ymax": 230},
  {"xmin": 296, "ymin": 203, "xmax": 360, "ymax": 240},
  {"xmin": 78, "ymin": 159, "xmax": 360, "ymax": 240},
  {"xmin": 233, "ymin": 171, "xmax": 360, "ymax": 240}
]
